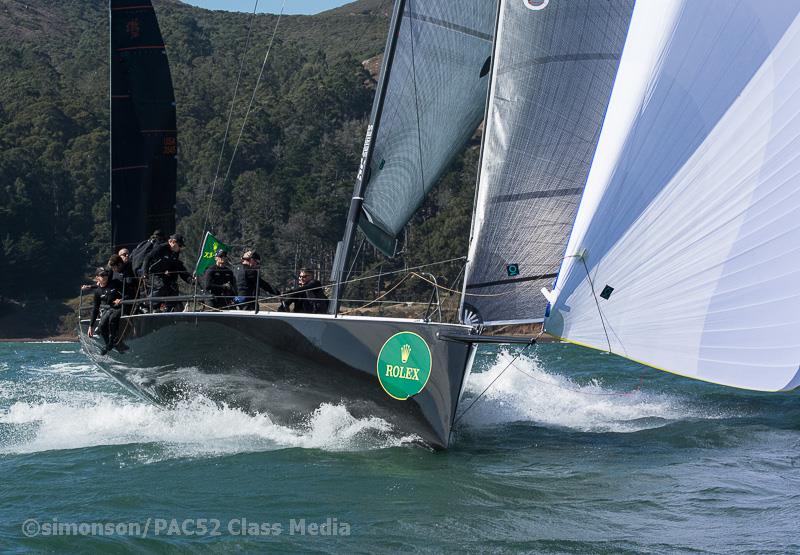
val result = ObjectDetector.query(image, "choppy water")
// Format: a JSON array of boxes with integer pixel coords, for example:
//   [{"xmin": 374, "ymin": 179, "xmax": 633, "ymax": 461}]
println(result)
[{"xmin": 1, "ymin": 342, "xmax": 798, "ymax": 553}]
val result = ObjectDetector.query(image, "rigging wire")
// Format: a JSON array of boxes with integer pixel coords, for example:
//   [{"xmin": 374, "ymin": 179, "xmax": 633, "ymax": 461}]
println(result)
[
  {"xmin": 453, "ymin": 342, "xmax": 535, "ymax": 426},
  {"xmin": 453, "ymin": 342, "xmax": 644, "ymax": 430},
  {"xmin": 578, "ymin": 255, "xmax": 613, "ymax": 353},
  {"xmin": 341, "ymin": 272, "xmax": 413, "ymax": 314},
  {"xmin": 412, "ymin": 272, "xmax": 522, "ymax": 298},
  {"xmin": 201, "ymin": 0, "xmax": 262, "ymax": 236},
  {"xmin": 208, "ymin": 0, "xmax": 286, "ymax": 229}
]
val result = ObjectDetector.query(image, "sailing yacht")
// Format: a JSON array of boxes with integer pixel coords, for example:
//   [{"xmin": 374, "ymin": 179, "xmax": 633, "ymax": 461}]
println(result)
[{"xmin": 81, "ymin": 0, "xmax": 800, "ymax": 451}]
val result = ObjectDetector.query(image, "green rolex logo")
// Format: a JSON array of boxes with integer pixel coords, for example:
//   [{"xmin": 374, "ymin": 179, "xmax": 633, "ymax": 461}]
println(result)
[{"xmin": 377, "ymin": 332, "xmax": 432, "ymax": 400}]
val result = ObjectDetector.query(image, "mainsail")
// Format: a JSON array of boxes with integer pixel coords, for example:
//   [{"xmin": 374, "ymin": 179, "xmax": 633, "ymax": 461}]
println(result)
[
  {"xmin": 357, "ymin": 0, "xmax": 496, "ymax": 256},
  {"xmin": 110, "ymin": 0, "xmax": 177, "ymax": 249},
  {"xmin": 461, "ymin": 0, "xmax": 634, "ymax": 326},
  {"xmin": 545, "ymin": 1, "xmax": 800, "ymax": 391}
]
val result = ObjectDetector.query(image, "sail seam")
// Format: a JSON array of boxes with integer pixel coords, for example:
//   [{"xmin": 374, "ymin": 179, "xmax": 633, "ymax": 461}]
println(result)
[
  {"xmin": 491, "ymin": 187, "xmax": 583, "ymax": 203},
  {"xmin": 498, "ymin": 53, "xmax": 621, "ymax": 76},
  {"xmin": 466, "ymin": 273, "xmax": 557, "ymax": 289},
  {"xmin": 407, "ymin": 11, "xmax": 492, "ymax": 42}
]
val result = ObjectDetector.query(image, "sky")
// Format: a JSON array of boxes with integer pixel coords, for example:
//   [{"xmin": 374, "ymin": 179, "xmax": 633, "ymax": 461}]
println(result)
[{"xmin": 182, "ymin": 1, "xmax": 353, "ymax": 15}]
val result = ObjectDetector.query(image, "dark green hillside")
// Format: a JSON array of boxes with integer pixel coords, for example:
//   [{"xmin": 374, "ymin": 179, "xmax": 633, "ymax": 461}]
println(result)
[{"xmin": 0, "ymin": 0, "xmax": 476, "ymax": 319}]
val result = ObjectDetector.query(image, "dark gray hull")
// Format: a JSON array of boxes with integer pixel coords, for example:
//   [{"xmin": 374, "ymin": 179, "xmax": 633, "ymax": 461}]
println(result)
[{"xmin": 79, "ymin": 311, "xmax": 476, "ymax": 449}]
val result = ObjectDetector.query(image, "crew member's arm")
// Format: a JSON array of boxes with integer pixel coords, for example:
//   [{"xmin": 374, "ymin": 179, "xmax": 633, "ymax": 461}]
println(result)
[
  {"xmin": 258, "ymin": 276, "xmax": 280, "ymax": 297},
  {"xmin": 142, "ymin": 243, "xmax": 167, "ymax": 277},
  {"xmin": 202, "ymin": 267, "xmax": 213, "ymax": 290},
  {"xmin": 110, "ymin": 280, "xmax": 123, "ymax": 307},
  {"xmin": 177, "ymin": 261, "xmax": 194, "ymax": 285}
]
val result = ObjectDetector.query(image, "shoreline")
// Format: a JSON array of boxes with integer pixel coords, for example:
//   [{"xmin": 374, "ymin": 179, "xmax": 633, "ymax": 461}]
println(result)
[{"xmin": 0, "ymin": 335, "xmax": 78, "ymax": 343}]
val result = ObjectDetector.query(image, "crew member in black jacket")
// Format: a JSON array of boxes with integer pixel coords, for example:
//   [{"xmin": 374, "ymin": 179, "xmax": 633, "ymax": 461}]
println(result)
[
  {"xmin": 109, "ymin": 253, "xmax": 137, "ymax": 314},
  {"xmin": 233, "ymin": 250, "xmax": 280, "ymax": 311},
  {"xmin": 280, "ymin": 268, "xmax": 328, "ymax": 314},
  {"xmin": 203, "ymin": 249, "xmax": 237, "ymax": 309},
  {"xmin": 86, "ymin": 268, "xmax": 124, "ymax": 355},
  {"xmin": 142, "ymin": 233, "xmax": 193, "ymax": 312}
]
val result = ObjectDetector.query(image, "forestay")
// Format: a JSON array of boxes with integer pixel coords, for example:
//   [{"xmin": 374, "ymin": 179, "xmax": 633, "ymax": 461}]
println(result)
[
  {"xmin": 358, "ymin": 0, "xmax": 495, "ymax": 256},
  {"xmin": 461, "ymin": 0, "xmax": 633, "ymax": 326},
  {"xmin": 110, "ymin": 0, "xmax": 177, "ymax": 249},
  {"xmin": 545, "ymin": 0, "xmax": 800, "ymax": 391}
]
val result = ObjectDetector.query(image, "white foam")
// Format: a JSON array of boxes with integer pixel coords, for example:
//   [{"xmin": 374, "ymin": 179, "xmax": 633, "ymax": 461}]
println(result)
[
  {"xmin": 27, "ymin": 341, "xmax": 76, "ymax": 344},
  {"xmin": 458, "ymin": 350, "xmax": 710, "ymax": 433},
  {"xmin": 42, "ymin": 362, "xmax": 96, "ymax": 374},
  {"xmin": 0, "ymin": 395, "xmax": 417, "ymax": 458}
]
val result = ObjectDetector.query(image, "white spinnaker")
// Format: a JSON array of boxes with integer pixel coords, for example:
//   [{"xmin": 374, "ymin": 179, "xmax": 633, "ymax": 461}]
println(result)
[{"xmin": 545, "ymin": 0, "xmax": 800, "ymax": 391}]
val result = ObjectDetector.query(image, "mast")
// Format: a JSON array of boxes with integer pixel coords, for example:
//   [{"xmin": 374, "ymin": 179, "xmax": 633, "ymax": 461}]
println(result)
[
  {"xmin": 329, "ymin": 0, "xmax": 407, "ymax": 315},
  {"xmin": 458, "ymin": 0, "xmax": 503, "ymax": 325},
  {"xmin": 109, "ymin": 0, "xmax": 113, "ymax": 250}
]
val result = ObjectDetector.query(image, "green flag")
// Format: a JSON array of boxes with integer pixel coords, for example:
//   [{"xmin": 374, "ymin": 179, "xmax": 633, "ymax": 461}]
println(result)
[{"xmin": 195, "ymin": 231, "xmax": 231, "ymax": 277}]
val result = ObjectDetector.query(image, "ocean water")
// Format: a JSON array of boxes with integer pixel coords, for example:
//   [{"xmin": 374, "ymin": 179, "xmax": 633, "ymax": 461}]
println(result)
[{"xmin": 0, "ymin": 342, "xmax": 798, "ymax": 553}]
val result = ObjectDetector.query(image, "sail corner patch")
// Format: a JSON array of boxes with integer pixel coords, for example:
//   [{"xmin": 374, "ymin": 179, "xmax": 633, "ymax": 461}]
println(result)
[{"xmin": 377, "ymin": 332, "xmax": 432, "ymax": 400}]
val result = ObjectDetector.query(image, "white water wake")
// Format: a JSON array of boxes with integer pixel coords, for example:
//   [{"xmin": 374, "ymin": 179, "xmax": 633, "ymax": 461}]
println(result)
[
  {"xmin": 0, "ymin": 396, "xmax": 417, "ymax": 458},
  {"xmin": 458, "ymin": 350, "xmax": 718, "ymax": 433}
]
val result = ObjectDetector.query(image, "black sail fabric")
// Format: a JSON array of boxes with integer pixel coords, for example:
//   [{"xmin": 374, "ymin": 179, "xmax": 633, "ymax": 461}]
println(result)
[
  {"xmin": 358, "ymin": 0, "xmax": 496, "ymax": 256},
  {"xmin": 461, "ymin": 0, "xmax": 634, "ymax": 326},
  {"xmin": 110, "ymin": 0, "xmax": 177, "ymax": 249}
]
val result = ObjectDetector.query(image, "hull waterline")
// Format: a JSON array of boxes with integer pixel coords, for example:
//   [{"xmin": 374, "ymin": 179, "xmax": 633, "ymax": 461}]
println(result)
[{"xmin": 79, "ymin": 311, "xmax": 475, "ymax": 449}]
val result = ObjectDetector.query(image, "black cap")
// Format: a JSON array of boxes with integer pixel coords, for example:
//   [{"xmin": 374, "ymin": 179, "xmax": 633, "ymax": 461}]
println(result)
[
  {"xmin": 170, "ymin": 234, "xmax": 185, "ymax": 246},
  {"xmin": 249, "ymin": 251, "xmax": 261, "ymax": 261},
  {"xmin": 215, "ymin": 249, "xmax": 228, "ymax": 258},
  {"xmin": 95, "ymin": 267, "xmax": 111, "ymax": 277}
]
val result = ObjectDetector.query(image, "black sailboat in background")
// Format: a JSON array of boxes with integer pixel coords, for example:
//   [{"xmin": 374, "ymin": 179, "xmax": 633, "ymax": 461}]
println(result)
[{"xmin": 110, "ymin": 0, "xmax": 177, "ymax": 248}]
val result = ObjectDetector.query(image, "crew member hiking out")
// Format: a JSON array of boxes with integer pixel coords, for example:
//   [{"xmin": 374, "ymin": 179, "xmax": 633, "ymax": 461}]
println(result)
[
  {"xmin": 142, "ymin": 233, "xmax": 193, "ymax": 312},
  {"xmin": 203, "ymin": 249, "xmax": 237, "ymax": 309},
  {"xmin": 281, "ymin": 268, "xmax": 328, "ymax": 314},
  {"xmin": 233, "ymin": 250, "xmax": 280, "ymax": 311},
  {"xmin": 84, "ymin": 267, "xmax": 125, "ymax": 355}
]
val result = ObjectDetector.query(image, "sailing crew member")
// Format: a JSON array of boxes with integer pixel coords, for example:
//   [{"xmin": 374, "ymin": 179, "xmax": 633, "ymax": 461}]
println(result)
[
  {"xmin": 142, "ymin": 233, "xmax": 193, "ymax": 312},
  {"xmin": 203, "ymin": 249, "xmax": 237, "ymax": 309},
  {"xmin": 280, "ymin": 268, "xmax": 329, "ymax": 314},
  {"xmin": 130, "ymin": 229, "xmax": 167, "ymax": 277},
  {"xmin": 87, "ymin": 267, "xmax": 125, "ymax": 355},
  {"xmin": 233, "ymin": 250, "xmax": 280, "ymax": 311},
  {"xmin": 108, "ymin": 253, "xmax": 137, "ymax": 314},
  {"xmin": 117, "ymin": 248, "xmax": 132, "ymax": 269}
]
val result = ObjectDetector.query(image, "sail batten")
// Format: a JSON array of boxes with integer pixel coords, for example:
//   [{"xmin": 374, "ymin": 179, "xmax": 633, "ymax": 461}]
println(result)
[
  {"xmin": 545, "ymin": 0, "xmax": 800, "ymax": 392},
  {"xmin": 461, "ymin": 0, "xmax": 634, "ymax": 326}
]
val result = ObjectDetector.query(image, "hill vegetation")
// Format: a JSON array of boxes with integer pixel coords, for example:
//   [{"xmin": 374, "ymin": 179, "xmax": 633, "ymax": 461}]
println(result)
[{"xmin": 0, "ymin": 0, "xmax": 477, "ymax": 323}]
